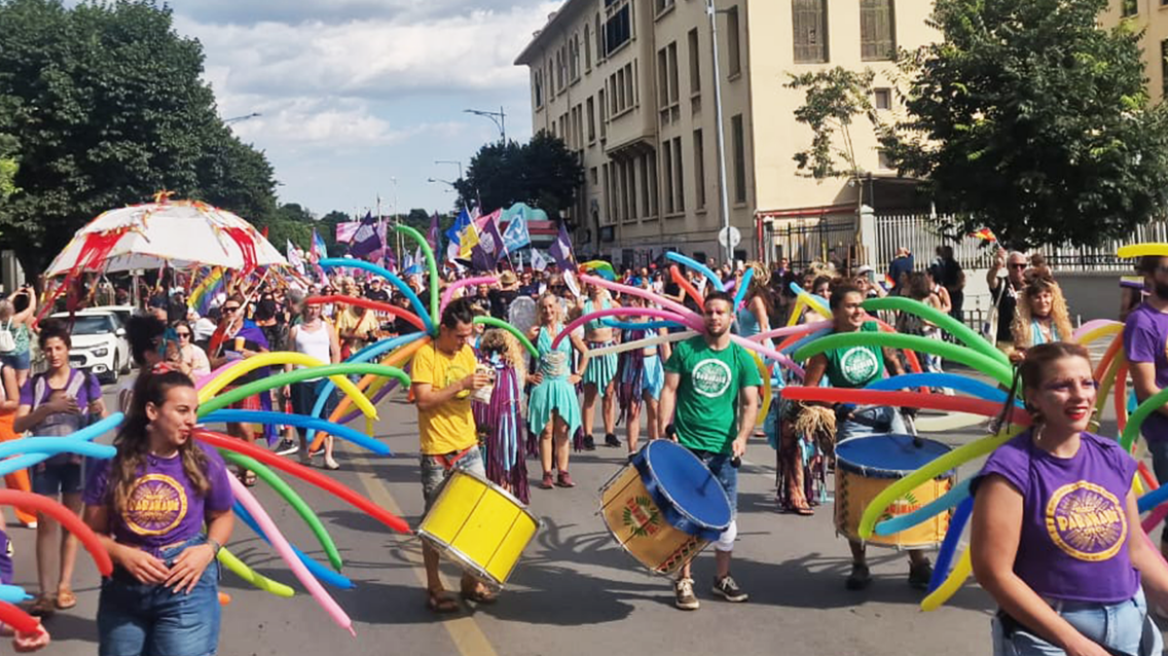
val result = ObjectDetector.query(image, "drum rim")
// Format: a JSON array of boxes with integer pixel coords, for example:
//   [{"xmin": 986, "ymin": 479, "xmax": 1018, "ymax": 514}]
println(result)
[
  {"xmin": 417, "ymin": 528, "xmax": 505, "ymax": 590},
  {"xmin": 835, "ymin": 433, "xmax": 956, "ymax": 479},
  {"xmin": 642, "ymin": 440, "xmax": 732, "ymax": 532}
]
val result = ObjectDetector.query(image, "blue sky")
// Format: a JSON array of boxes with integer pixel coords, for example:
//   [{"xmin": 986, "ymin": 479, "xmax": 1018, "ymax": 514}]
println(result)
[{"xmin": 165, "ymin": 0, "xmax": 560, "ymax": 219}]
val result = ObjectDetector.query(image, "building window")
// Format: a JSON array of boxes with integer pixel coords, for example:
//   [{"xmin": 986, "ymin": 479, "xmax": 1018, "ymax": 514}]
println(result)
[
  {"xmin": 725, "ymin": 6, "xmax": 741, "ymax": 77},
  {"xmin": 673, "ymin": 136, "xmax": 685, "ymax": 212},
  {"xmin": 693, "ymin": 129, "xmax": 706, "ymax": 209},
  {"xmin": 878, "ymin": 149, "xmax": 894, "ymax": 170},
  {"xmin": 793, "ymin": 0, "xmax": 828, "ymax": 64},
  {"xmin": 596, "ymin": 14, "xmax": 604, "ymax": 62},
  {"xmin": 640, "ymin": 156, "xmax": 652, "ymax": 217},
  {"xmin": 659, "ymin": 42, "xmax": 679, "ymax": 111},
  {"xmin": 627, "ymin": 160, "xmax": 638, "ymax": 220},
  {"xmin": 585, "ymin": 25, "xmax": 593, "ymax": 71},
  {"xmin": 569, "ymin": 36, "xmax": 580, "ymax": 81},
  {"xmin": 663, "ymin": 140, "xmax": 675, "ymax": 214},
  {"xmin": 731, "ymin": 114, "xmax": 746, "ymax": 204},
  {"xmin": 534, "ymin": 71, "xmax": 543, "ymax": 108},
  {"xmin": 861, "ymin": 0, "xmax": 896, "ymax": 61},
  {"xmin": 590, "ymin": 167, "xmax": 598, "ymax": 186},
  {"xmin": 1123, "ymin": 0, "xmax": 1138, "ymax": 17},
  {"xmin": 599, "ymin": 89, "xmax": 607, "ymax": 139},
  {"xmin": 873, "ymin": 87, "xmax": 892, "ymax": 110},
  {"xmin": 648, "ymin": 154, "xmax": 659, "ymax": 216},
  {"xmin": 688, "ymin": 28, "xmax": 701, "ymax": 95},
  {"xmin": 605, "ymin": 5, "xmax": 631, "ymax": 56},
  {"xmin": 587, "ymin": 97, "xmax": 596, "ymax": 142},
  {"xmin": 655, "ymin": 0, "xmax": 675, "ymax": 15}
]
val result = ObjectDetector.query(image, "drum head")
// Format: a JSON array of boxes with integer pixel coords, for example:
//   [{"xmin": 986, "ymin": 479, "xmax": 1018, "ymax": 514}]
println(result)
[
  {"xmin": 508, "ymin": 296, "xmax": 537, "ymax": 336},
  {"xmin": 642, "ymin": 440, "xmax": 732, "ymax": 531},
  {"xmin": 835, "ymin": 433, "xmax": 953, "ymax": 479}
]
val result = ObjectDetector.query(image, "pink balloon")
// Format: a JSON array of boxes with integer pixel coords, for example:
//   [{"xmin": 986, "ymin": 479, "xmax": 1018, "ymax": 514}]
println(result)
[
  {"xmin": 1144, "ymin": 503, "xmax": 1168, "ymax": 534},
  {"xmin": 441, "ymin": 276, "xmax": 498, "ymax": 312},
  {"xmin": 750, "ymin": 320, "xmax": 832, "ymax": 343},
  {"xmin": 228, "ymin": 476, "xmax": 356, "ymax": 636},
  {"xmin": 580, "ymin": 275, "xmax": 702, "ymax": 325},
  {"xmin": 1072, "ymin": 319, "xmax": 1121, "ymax": 341},
  {"xmin": 729, "ymin": 334, "xmax": 805, "ymax": 378},
  {"xmin": 551, "ymin": 307, "xmax": 699, "ymax": 349},
  {"xmin": 196, "ymin": 360, "xmax": 245, "ymax": 390}
]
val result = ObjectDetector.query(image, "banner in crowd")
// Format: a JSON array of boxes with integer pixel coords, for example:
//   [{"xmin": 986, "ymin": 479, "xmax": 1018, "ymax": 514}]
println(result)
[
  {"xmin": 336, "ymin": 221, "xmax": 360, "ymax": 244},
  {"xmin": 548, "ymin": 222, "xmax": 574, "ymax": 271},
  {"xmin": 501, "ymin": 205, "xmax": 531, "ymax": 253}
]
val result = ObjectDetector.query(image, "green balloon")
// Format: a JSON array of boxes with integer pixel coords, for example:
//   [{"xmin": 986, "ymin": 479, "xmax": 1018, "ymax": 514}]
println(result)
[
  {"xmin": 220, "ymin": 451, "xmax": 343, "ymax": 571},
  {"xmin": 793, "ymin": 332, "xmax": 1013, "ymax": 387},
  {"xmin": 395, "ymin": 224, "xmax": 439, "ymax": 332},
  {"xmin": 863, "ymin": 296, "xmax": 1010, "ymax": 367},
  {"xmin": 473, "ymin": 316, "xmax": 538, "ymax": 357},
  {"xmin": 1121, "ymin": 385, "xmax": 1168, "ymax": 452},
  {"xmin": 198, "ymin": 363, "xmax": 410, "ymax": 416}
]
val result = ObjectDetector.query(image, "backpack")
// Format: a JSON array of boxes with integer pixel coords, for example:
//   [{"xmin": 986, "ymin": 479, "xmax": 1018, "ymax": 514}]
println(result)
[{"xmin": 0, "ymin": 319, "xmax": 17, "ymax": 354}]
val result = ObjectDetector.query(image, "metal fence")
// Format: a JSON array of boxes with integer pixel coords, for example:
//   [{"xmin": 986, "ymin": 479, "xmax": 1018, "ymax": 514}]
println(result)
[{"xmin": 769, "ymin": 215, "xmax": 860, "ymax": 271}]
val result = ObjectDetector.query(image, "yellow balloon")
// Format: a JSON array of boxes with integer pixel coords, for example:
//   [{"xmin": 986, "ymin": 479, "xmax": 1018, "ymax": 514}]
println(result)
[
  {"xmin": 921, "ymin": 546, "xmax": 971, "ymax": 612},
  {"xmin": 1075, "ymin": 323, "xmax": 1123, "ymax": 347},
  {"xmin": 218, "ymin": 547, "xmax": 295, "ymax": 598},
  {"xmin": 751, "ymin": 351, "xmax": 772, "ymax": 428},
  {"xmin": 1117, "ymin": 243, "xmax": 1168, "ymax": 259},
  {"xmin": 198, "ymin": 351, "xmax": 377, "ymax": 420},
  {"xmin": 798, "ymin": 292, "xmax": 831, "ymax": 318},
  {"xmin": 785, "ymin": 298, "xmax": 807, "ymax": 328}
]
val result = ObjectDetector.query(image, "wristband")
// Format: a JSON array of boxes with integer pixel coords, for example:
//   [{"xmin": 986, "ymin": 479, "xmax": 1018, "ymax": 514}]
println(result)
[{"xmin": 207, "ymin": 537, "xmax": 222, "ymax": 557}]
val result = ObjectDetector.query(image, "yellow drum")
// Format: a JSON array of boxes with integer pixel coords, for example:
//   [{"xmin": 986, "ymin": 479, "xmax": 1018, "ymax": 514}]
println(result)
[
  {"xmin": 834, "ymin": 433, "xmax": 955, "ymax": 548},
  {"xmin": 600, "ymin": 440, "xmax": 732, "ymax": 577},
  {"xmin": 417, "ymin": 469, "xmax": 539, "ymax": 589}
]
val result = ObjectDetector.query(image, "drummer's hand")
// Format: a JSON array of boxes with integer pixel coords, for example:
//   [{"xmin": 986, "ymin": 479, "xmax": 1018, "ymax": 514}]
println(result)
[
  {"xmin": 462, "ymin": 372, "xmax": 491, "ymax": 391},
  {"xmin": 663, "ymin": 423, "xmax": 678, "ymax": 442},
  {"xmin": 731, "ymin": 438, "xmax": 747, "ymax": 459},
  {"xmin": 1061, "ymin": 634, "xmax": 1113, "ymax": 656}
]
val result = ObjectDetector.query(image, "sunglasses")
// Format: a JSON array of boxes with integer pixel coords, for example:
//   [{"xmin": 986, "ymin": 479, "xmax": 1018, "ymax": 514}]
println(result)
[
  {"xmin": 223, "ymin": 306, "xmax": 241, "ymax": 313},
  {"xmin": 1009, "ymin": 263, "xmax": 1027, "ymax": 269},
  {"xmin": 176, "ymin": 331, "xmax": 191, "ymax": 338}
]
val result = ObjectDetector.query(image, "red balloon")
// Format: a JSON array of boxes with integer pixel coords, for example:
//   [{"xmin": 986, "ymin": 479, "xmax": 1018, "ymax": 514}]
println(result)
[
  {"xmin": 0, "ymin": 490, "xmax": 113, "ymax": 576},
  {"xmin": 305, "ymin": 295, "xmax": 425, "ymax": 331},
  {"xmin": 670, "ymin": 265, "xmax": 703, "ymax": 311},
  {"xmin": 780, "ymin": 387, "xmax": 1032, "ymax": 426},
  {"xmin": 0, "ymin": 601, "xmax": 39, "ymax": 635},
  {"xmin": 193, "ymin": 429, "xmax": 411, "ymax": 534}
]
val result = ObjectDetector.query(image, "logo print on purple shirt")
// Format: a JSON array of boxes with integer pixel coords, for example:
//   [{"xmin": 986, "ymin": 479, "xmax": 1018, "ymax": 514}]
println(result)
[
  {"xmin": 124, "ymin": 474, "xmax": 188, "ymax": 536},
  {"xmin": 1045, "ymin": 481, "xmax": 1126, "ymax": 562}
]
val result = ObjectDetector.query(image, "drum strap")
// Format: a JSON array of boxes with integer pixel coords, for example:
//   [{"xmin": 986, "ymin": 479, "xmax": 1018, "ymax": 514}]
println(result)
[{"xmin": 433, "ymin": 445, "xmax": 476, "ymax": 471}]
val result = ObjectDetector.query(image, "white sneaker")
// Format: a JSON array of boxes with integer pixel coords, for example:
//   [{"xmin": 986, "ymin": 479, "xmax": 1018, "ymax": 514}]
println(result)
[{"xmin": 674, "ymin": 577, "xmax": 699, "ymax": 610}]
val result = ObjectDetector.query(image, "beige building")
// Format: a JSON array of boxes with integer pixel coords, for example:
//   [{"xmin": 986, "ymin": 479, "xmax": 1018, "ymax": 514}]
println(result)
[
  {"xmin": 514, "ymin": 0, "xmax": 939, "ymax": 266},
  {"xmin": 1100, "ymin": 0, "xmax": 1168, "ymax": 102}
]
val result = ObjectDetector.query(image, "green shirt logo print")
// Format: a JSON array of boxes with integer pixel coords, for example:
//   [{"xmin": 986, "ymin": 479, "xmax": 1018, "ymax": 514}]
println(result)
[
  {"xmin": 840, "ymin": 346, "xmax": 879, "ymax": 386},
  {"xmin": 692, "ymin": 358, "xmax": 732, "ymax": 398}
]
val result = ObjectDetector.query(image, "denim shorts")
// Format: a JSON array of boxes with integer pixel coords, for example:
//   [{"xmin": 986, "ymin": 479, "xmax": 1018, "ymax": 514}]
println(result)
[
  {"xmin": 836, "ymin": 406, "xmax": 908, "ymax": 444},
  {"xmin": 289, "ymin": 379, "xmax": 339, "ymax": 440},
  {"xmin": 991, "ymin": 587, "xmax": 1161, "ymax": 656},
  {"xmin": 421, "ymin": 445, "xmax": 485, "ymax": 512},
  {"xmin": 687, "ymin": 448, "xmax": 739, "ymax": 515},
  {"xmin": 1, "ymin": 350, "xmax": 30, "ymax": 370},
  {"xmin": 97, "ymin": 535, "xmax": 221, "ymax": 656},
  {"xmin": 31, "ymin": 460, "xmax": 83, "ymax": 496}
]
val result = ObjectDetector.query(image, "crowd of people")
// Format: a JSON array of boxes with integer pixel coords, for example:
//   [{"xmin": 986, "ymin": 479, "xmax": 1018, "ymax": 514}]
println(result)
[{"xmin": 0, "ymin": 242, "xmax": 1167, "ymax": 656}]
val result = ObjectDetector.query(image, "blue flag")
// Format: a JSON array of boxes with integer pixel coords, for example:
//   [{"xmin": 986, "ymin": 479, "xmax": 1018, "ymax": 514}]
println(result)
[
  {"xmin": 501, "ymin": 207, "xmax": 531, "ymax": 253},
  {"xmin": 445, "ymin": 207, "xmax": 471, "ymax": 245}
]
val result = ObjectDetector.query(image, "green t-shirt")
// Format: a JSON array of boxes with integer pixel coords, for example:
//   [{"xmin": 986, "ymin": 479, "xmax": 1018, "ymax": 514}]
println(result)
[
  {"xmin": 664, "ymin": 336, "xmax": 761, "ymax": 454},
  {"xmin": 824, "ymin": 321, "xmax": 884, "ymax": 389}
]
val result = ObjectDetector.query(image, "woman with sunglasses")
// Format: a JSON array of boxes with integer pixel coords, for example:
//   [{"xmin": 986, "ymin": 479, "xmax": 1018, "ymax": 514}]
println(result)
[
  {"xmin": 209, "ymin": 294, "xmax": 271, "ymax": 486},
  {"xmin": 172, "ymin": 321, "xmax": 210, "ymax": 380},
  {"xmin": 972, "ymin": 342, "xmax": 1168, "ymax": 656}
]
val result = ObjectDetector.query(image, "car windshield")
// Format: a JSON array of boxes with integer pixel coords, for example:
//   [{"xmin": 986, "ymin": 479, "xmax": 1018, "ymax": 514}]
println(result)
[{"xmin": 69, "ymin": 316, "xmax": 113, "ymax": 335}]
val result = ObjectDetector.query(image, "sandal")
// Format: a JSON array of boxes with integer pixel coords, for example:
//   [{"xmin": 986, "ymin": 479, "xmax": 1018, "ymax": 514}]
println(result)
[
  {"xmin": 27, "ymin": 595, "xmax": 54, "ymax": 617},
  {"xmin": 460, "ymin": 585, "xmax": 498, "ymax": 605},
  {"xmin": 426, "ymin": 589, "xmax": 460, "ymax": 614},
  {"xmin": 55, "ymin": 588, "xmax": 77, "ymax": 610},
  {"xmin": 790, "ymin": 506, "xmax": 815, "ymax": 516}
]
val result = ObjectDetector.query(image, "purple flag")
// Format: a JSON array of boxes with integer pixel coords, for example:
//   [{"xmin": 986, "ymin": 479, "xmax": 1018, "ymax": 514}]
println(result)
[
  {"xmin": 548, "ymin": 222, "xmax": 574, "ymax": 271},
  {"xmin": 348, "ymin": 212, "xmax": 382, "ymax": 260},
  {"xmin": 427, "ymin": 212, "xmax": 440, "ymax": 252},
  {"xmin": 471, "ymin": 214, "xmax": 506, "ymax": 271}
]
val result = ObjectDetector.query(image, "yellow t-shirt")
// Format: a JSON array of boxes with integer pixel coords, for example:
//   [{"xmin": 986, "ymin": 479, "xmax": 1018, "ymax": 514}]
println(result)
[
  {"xmin": 411, "ymin": 342, "xmax": 478, "ymax": 455},
  {"xmin": 335, "ymin": 307, "xmax": 379, "ymax": 340}
]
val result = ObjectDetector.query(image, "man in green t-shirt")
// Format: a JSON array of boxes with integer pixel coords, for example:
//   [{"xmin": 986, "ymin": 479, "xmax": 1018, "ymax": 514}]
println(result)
[{"xmin": 660, "ymin": 291, "xmax": 760, "ymax": 611}]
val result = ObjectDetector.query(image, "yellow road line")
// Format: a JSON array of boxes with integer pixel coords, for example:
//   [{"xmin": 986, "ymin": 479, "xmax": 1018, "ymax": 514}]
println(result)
[{"xmin": 350, "ymin": 450, "xmax": 499, "ymax": 656}]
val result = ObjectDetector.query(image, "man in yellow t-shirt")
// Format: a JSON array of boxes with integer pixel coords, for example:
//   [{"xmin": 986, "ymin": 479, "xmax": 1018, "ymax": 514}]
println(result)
[{"xmin": 411, "ymin": 297, "xmax": 493, "ymax": 613}]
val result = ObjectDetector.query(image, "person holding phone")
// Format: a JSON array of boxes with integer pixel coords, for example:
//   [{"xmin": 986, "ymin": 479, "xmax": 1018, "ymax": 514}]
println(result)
[{"xmin": 0, "ymin": 286, "xmax": 36, "ymax": 389}]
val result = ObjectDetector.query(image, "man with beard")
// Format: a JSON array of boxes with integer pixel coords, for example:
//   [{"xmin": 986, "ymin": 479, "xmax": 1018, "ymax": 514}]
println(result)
[
  {"xmin": 1125, "ymin": 255, "xmax": 1168, "ymax": 560},
  {"xmin": 659, "ymin": 291, "xmax": 760, "ymax": 610}
]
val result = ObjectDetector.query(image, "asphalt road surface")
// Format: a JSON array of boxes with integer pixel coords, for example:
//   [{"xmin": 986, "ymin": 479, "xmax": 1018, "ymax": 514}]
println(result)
[{"xmin": 3, "ymin": 379, "xmax": 1157, "ymax": 656}]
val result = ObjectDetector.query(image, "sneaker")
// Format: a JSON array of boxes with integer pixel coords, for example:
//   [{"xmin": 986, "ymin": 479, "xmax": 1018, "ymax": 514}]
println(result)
[
  {"xmin": 908, "ymin": 560, "xmax": 933, "ymax": 590},
  {"xmin": 540, "ymin": 472, "xmax": 555, "ymax": 490},
  {"xmin": 604, "ymin": 433, "xmax": 621, "ymax": 448},
  {"xmin": 674, "ymin": 577, "xmax": 700, "ymax": 610},
  {"xmin": 583, "ymin": 435, "xmax": 596, "ymax": 451},
  {"xmin": 556, "ymin": 471, "xmax": 576, "ymax": 488},
  {"xmin": 275, "ymin": 439, "xmax": 298, "ymax": 456},
  {"xmin": 711, "ymin": 575, "xmax": 748, "ymax": 602},
  {"xmin": 845, "ymin": 563, "xmax": 871, "ymax": 591}
]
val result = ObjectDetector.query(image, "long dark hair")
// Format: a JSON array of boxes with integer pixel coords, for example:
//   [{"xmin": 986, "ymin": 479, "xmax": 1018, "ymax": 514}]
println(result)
[
  {"xmin": 108, "ymin": 369, "xmax": 209, "ymax": 516},
  {"xmin": 995, "ymin": 342, "xmax": 1093, "ymax": 429}
]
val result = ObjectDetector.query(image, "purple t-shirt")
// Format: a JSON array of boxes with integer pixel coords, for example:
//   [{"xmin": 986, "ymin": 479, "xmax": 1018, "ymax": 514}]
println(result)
[
  {"xmin": 19, "ymin": 369, "xmax": 102, "ymax": 415},
  {"xmin": 83, "ymin": 443, "xmax": 234, "ymax": 557},
  {"xmin": 972, "ymin": 431, "xmax": 1138, "ymax": 603},
  {"xmin": 1124, "ymin": 302, "xmax": 1168, "ymax": 443}
]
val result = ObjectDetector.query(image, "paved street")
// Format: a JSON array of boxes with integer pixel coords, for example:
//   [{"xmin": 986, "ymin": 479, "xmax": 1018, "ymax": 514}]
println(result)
[{"xmin": 3, "ymin": 382, "xmax": 1150, "ymax": 656}]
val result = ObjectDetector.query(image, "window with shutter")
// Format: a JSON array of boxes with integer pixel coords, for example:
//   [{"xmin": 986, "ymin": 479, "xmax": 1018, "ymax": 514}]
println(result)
[
  {"xmin": 793, "ymin": 0, "xmax": 828, "ymax": 64},
  {"xmin": 861, "ymin": 0, "xmax": 895, "ymax": 61}
]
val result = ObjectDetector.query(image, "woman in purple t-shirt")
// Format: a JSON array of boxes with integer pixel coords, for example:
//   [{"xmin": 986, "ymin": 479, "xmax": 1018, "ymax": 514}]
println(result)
[
  {"xmin": 83, "ymin": 368, "xmax": 234, "ymax": 656},
  {"xmin": 972, "ymin": 343, "xmax": 1168, "ymax": 656}
]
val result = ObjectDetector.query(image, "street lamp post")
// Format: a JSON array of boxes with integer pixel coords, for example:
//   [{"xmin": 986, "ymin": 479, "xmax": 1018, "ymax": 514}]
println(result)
[
  {"xmin": 224, "ymin": 112, "xmax": 261, "ymax": 125},
  {"xmin": 707, "ymin": 0, "xmax": 733, "ymax": 265},
  {"xmin": 435, "ymin": 160, "xmax": 463, "ymax": 180},
  {"xmin": 463, "ymin": 107, "xmax": 506, "ymax": 143}
]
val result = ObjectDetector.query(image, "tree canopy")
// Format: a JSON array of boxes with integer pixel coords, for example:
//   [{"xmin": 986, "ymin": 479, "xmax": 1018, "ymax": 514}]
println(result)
[
  {"xmin": 880, "ymin": 0, "xmax": 1168, "ymax": 249},
  {"xmin": 0, "ymin": 0, "xmax": 280, "ymax": 275},
  {"xmin": 455, "ymin": 132, "xmax": 583, "ymax": 217}
]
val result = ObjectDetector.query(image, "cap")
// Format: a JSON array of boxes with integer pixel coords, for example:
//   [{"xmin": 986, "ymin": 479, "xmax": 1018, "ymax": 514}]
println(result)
[{"xmin": 856, "ymin": 265, "xmax": 874, "ymax": 275}]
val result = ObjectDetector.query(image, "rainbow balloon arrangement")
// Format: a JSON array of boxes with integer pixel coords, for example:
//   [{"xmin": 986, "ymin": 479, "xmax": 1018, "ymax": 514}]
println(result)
[{"xmin": 767, "ymin": 242, "xmax": 1168, "ymax": 612}]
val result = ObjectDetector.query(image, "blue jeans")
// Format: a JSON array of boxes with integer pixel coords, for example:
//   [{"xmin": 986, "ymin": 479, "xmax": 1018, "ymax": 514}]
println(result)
[
  {"xmin": 420, "ymin": 445, "xmax": 485, "ymax": 512},
  {"xmin": 688, "ymin": 449, "xmax": 739, "ymax": 514},
  {"xmin": 991, "ymin": 587, "xmax": 1161, "ymax": 656},
  {"xmin": 836, "ymin": 406, "xmax": 908, "ymax": 443},
  {"xmin": 97, "ymin": 536, "xmax": 221, "ymax": 656}
]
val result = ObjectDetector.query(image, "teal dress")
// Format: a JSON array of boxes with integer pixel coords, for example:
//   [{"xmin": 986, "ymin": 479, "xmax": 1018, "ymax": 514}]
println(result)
[
  {"xmin": 527, "ymin": 325, "xmax": 582, "ymax": 436},
  {"xmin": 581, "ymin": 298, "xmax": 618, "ymax": 388}
]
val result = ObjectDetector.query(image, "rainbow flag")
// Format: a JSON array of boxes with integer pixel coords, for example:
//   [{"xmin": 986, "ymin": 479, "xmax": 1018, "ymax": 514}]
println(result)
[
  {"xmin": 971, "ymin": 227, "xmax": 997, "ymax": 242},
  {"xmin": 189, "ymin": 267, "xmax": 225, "ymax": 315},
  {"xmin": 880, "ymin": 273, "xmax": 896, "ymax": 291}
]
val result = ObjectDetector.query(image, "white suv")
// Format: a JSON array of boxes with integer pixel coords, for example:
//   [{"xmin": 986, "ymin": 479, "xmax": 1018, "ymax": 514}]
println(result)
[{"xmin": 49, "ymin": 310, "xmax": 131, "ymax": 384}]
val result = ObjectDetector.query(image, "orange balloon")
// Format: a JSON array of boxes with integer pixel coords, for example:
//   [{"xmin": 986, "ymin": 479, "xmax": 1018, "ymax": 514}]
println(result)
[
  {"xmin": 218, "ymin": 592, "xmax": 232, "ymax": 606},
  {"xmin": 670, "ymin": 265, "xmax": 703, "ymax": 311}
]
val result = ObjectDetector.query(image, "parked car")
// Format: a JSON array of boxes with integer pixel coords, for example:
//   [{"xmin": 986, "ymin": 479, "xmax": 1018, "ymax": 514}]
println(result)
[
  {"xmin": 88, "ymin": 304, "xmax": 137, "ymax": 328},
  {"xmin": 47, "ymin": 310, "xmax": 131, "ymax": 383}
]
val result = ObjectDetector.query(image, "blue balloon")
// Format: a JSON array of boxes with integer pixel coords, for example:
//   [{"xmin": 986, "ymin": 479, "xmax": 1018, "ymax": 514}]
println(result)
[
  {"xmin": 873, "ymin": 478, "xmax": 972, "ymax": 536},
  {"xmin": 665, "ymin": 252, "xmax": 726, "ymax": 292},
  {"xmin": 866, "ymin": 373, "xmax": 1020, "ymax": 405},
  {"xmin": 232, "ymin": 502, "xmax": 355, "ymax": 590},
  {"xmin": 202, "ymin": 410, "xmax": 391, "ymax": 456},
  {"xmin": 0, "ymin": 437, "xmax": 117, "ymax": 461},
  {"xmin": 928, "ymin": 496, "xmax": 974, "ymax": 594},
  {"xmin": 600, "ymin": 318, "xmax": 682, "ymax": 331},
  {"xmin": 787, "ymin": 281, "xmax": 830, "ymax": 311},
  {"xmin": 0, "ymin": 413, "xmax": 123, "ymax": 477},
  {"xmin": 0, "ymin": 584, "xmax": 30, "ymax": 603},
  {"xmin": 732, "ymin": 267, "xmax": 754, "ymax": 310},
  {"xmin": 1138, "ymin": 483, "xmax": 1168, "ymax": 513},
  {"xmin": 306, "ymin": 332, "xmax": 427, "ymax": 443},
  {"xmin": 319, "ymin": 258, "xmax": 434, "ymax": 334}
]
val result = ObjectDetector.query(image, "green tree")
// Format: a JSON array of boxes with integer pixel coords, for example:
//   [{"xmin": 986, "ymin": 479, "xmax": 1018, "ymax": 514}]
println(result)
[
  {"xmin": 880, "ymin": 0, "xmax": 1168, "ymax": 249},
  {"xmin": 317, "ymin": 210, "xmax": 350, "ymax": 257},
  {"xmin": 455, "ymin": 132, "xmax": 583, "ymax": 217},
  {"xmin": 787, "ymin": 67, "xmax": 879, "ymax": 181},
  {"xmin": 0, "ymin": 0, "xmax": 280, "ymax": 275},
  {"xmin": 252, "ymin": 202, "xmax": 313, "ymax": 253}
]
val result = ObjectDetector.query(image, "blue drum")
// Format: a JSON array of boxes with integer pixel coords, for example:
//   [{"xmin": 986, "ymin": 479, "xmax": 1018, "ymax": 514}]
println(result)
[{"xmin": 599, "ymin": 439, "xmax": 732, "ymax": 576}]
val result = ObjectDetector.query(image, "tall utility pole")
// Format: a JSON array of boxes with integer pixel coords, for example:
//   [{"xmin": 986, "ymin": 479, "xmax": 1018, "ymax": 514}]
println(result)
[
  {"xmin": 464, "ymin": 107, "xmax": 507, "ymax": 143},
  {"xmin": 391, "ymin": 176, "xmax": 403, "ymax": 264},
  {"xmin": 708, "ymin": 0, "xmax": 733, "ymax": 265}
]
